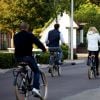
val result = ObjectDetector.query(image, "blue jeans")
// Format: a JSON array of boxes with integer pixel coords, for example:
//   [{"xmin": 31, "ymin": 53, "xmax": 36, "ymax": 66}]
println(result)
[
  {"xmin": 16, "ymin": 56, "xmax": 40, "ymax": 89},
  {"xmin": 49, "ymin": 47, "xmax": 63, "ymax": 65}
]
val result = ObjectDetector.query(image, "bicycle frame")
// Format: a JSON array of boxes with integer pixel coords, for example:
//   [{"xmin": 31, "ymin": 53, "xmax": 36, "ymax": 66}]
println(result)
[{"xmin": 49, "ymin": 51, "xmax": 60, "ymax": 65}]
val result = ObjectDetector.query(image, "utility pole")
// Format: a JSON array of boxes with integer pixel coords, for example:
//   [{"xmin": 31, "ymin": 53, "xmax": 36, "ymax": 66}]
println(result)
[
  {"xmin": 54, "ymin": 0, "xmax": 58, "ymax": 23},
  {"xmin": 70, "ymin": 0, "xmax": 74, "ymax": 60}
]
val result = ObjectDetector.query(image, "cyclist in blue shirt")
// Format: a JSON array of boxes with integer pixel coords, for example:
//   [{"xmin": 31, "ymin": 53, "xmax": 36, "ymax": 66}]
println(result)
[{"xmin": 13, "ymin": 22, "xmax": 46, "ymax": 97}]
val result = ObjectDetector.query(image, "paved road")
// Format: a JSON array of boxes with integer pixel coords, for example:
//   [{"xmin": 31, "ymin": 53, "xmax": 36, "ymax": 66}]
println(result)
[{"xmin": 0, "ymin": 61, "xmax": 100, "ymax": 100}]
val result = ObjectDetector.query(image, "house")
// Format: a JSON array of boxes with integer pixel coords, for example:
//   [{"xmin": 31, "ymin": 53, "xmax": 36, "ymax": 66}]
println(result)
[
  {"xmin": 1, "ymin": 12, "xmax": 81, "ymax": 53},
  {"xmin": 40, "ymin": 12, "xmax": 79, "ymax": 49},
  {"xmin": 0, "ymin": 32, "xmax": 12, "ymax": 50}
]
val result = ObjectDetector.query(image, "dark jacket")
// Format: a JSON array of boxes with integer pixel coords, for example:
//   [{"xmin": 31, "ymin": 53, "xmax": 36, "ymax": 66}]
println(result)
[
  {"xmin": 47, "ymin": 29, "xmax": 60, "ymax": 47},
  {"xmin": 14, "ymin": 30, "xmax": 46, "ymax": 57}
]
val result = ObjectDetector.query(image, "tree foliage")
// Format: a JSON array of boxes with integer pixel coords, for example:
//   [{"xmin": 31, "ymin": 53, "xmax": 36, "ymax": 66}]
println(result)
[
  {"xmin": 0, "ymin": 0, "xmax": 52, "ymax": 32},
  {"xmin": 90, "ymin": 0, "xmax": 100, "ymax": 5},
  {"xmin": 0, "ymin": 0, "xmax": 98, "ymax": 34},
  {"xmin": 74, "ymin": 2, "xmax": 100, "ymax": 33}
]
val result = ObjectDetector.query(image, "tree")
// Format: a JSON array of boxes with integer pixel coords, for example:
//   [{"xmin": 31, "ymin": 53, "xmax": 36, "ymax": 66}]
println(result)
[
  {"xmin": 90, "ymin": 0, "xmax": 100, "ymax": 5},
  {"xmin": 74, "ymin": 2, "xmax": 100, "ymax": 34},
  {"xmin": 0, "ymin": 0, "xmax": 94, "ymax": 34},
  {"xmin": 0, "ymin": 0, "xmax": 53, "ymax": 32}
]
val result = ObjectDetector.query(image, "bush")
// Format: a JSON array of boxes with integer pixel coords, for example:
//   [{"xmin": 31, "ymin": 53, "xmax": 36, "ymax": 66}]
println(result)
[
  {"xmin": 0, "ymin": 45, "xmax": 77, "ymax": 69},
  {"xmin": 36, "ymin": 52, "xmax": 49, "ymax": 64},
  {"xmin": 61, "ymin": 44, "xmax": 69, "ymax": 59},
  {"xmin": 0, "ymin": 53, "xmax": 15, "ymax": 69}
]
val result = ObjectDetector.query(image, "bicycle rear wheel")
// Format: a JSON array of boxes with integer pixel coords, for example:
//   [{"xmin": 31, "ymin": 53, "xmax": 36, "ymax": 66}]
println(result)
[
  {"xmin": 14, "ymin": 73, "xmax": 27, "ymax": 100},
  {"xmin": 88, "ymin": 66, "xmax": 97, "ymax": 79},
  {"xmin": 88, "ymin": 68, "xmax": 93, "ymax": 79},
  {"xmin": 58, "ymin": 65, "xmax": 61, "ymax": 76},
  {"xmin": 50, "ymin": 65, "xmax": 61, "ymax": 77},
  {"xmin": 14, "ymin": 72, "xmax": 30, "ymax": 100},
  {"xmin": 39, "ymin": 70, "xmax": 48, "ymax": 100},
  {"xmin": 93, "ymin": 67, "xmax": 97, "ymax": 78}
]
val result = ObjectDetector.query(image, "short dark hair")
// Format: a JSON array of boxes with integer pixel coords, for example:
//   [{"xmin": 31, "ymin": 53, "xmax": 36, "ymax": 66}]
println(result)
[
  {"xmin": 19, "ymin": 22, "xmax": 29, "ymax": 30},
  {"xmin": 54, "ymin": 24, "xmax": 60, "ymax": 30}
]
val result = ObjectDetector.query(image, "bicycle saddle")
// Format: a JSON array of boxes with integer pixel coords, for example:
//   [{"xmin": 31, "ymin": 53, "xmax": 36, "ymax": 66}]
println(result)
[{"xmin": 18, "ymin": 62, "xmax": 28, "ymax": 65}]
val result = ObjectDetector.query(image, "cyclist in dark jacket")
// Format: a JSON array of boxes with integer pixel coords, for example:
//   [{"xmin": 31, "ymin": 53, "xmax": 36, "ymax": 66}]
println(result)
[
  {"xmin": 45, "ymin": 23, "xmax": 65, "ymax": 63},
  {"xmin": 13, "ymin": 22, "xmax": 46, "ymax": 97}
]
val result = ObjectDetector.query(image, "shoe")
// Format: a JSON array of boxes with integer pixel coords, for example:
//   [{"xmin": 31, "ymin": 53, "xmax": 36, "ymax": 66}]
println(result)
[{"xmin": 32, "ymin": 88, "xmax": 41, "ymax": 98}]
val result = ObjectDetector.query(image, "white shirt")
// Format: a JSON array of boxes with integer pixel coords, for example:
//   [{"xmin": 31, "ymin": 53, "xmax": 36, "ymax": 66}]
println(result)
[{"xmin": 87, "ymin": 31, "xmax": 100, "ymax": 51}]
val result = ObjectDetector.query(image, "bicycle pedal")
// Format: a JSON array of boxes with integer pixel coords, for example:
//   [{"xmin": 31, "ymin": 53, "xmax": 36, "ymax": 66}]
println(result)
[{"xmin": 28, "ymin": 86, "xmax": 32, "ymax": 91}]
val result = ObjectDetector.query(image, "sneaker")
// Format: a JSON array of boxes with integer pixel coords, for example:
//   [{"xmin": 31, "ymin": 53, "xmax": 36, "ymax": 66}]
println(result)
[{"xmin": 32, "ymin": 88, "xmax": 41, "ymax": 98}]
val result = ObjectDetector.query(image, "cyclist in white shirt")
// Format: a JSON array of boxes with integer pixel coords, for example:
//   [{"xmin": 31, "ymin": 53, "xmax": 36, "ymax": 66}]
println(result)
[{"xmin": 87, "ymin": 26, "xmax": 100, "ymax": 75}]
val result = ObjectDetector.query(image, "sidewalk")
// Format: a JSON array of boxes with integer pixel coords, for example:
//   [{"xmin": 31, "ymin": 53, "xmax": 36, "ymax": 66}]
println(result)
[
  {"xmin": 63, "ymin": 59, "xmax": 86, "ymax": 65},
  {"xmin": 0, "ymin": 69, "xmax": 11, "ymax": 74},
  {"xmin": 62, "ymin": 87, "xmax": 100, "ymax": 100},
  {"xmin": 63, "ymin": 53, "xmax": 87, "ymax": 65}
]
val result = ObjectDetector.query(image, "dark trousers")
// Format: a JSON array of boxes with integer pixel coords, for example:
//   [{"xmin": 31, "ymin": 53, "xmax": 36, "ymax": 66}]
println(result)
[
  {"xmin": 16, "ymin": 56, "xmax": 40, "ymax": 89},
  {"xmin": 88, "ymin": 51, "xmax": 99, "ymax": 72}
]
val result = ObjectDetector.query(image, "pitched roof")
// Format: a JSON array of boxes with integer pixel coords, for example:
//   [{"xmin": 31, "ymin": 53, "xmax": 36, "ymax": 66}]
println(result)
[{"xmin": 40, "ymin": 12, "xmax": 78, "ymax": 36}]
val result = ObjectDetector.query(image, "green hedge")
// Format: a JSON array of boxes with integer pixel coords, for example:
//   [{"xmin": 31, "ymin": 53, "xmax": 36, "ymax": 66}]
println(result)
[
  {"xmin": 0, "ymin": 53, "xmax": 15, "ymax": 69},
  {"xmin": 0, "ymin": 45, "xmax": 77, "ymax": 69}
]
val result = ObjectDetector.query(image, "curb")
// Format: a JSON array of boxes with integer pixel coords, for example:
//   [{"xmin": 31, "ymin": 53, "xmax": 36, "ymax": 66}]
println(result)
[
  {"xmin": 0, "ymin": 69, "xmax": 11, "ymax": 74},
  {"xmin": 0, "ymin": 59, "xmax": 86, "ymax": 74},
  {"xmin": 63, "ymin": 59, "xmax": 86, "ymax": 65},
  {"xmin": 40, "ymin": 59, "xmax": 86, "ymax": 68}
]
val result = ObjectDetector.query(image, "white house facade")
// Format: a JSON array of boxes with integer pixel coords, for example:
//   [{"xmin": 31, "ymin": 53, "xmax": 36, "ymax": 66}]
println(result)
[{"xmin": 40, "ymin": 12, "xmax": 78, "ymax": 49}]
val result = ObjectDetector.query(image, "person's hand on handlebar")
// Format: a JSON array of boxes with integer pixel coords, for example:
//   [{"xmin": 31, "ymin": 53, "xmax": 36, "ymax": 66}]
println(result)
[{"xmin": 42, "ymin": 47, "xmax": 48, "ymax": 53}]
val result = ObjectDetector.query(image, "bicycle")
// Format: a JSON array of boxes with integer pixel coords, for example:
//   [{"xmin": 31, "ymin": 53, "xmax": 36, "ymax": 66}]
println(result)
[
  {"xmin": 48, "ymin": 47, "xmax": 62, "ymax": 77},
  {"xmin": 87, "ymin": 54, "xmax": 97, "ymax": 79},
  {"xmin": 13, "ymin": 54, "xmax": 48, "ymax": 100}
]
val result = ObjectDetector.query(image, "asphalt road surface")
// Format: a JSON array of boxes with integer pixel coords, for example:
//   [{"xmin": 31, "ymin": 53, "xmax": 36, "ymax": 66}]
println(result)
[{"xmin": 0, "ymin": 62, "xmax": 100, "ymax": 100}]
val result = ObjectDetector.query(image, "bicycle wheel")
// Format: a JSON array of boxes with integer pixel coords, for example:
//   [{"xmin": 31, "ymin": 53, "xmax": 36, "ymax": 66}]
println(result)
[
  {"xmin": 50, "ymin": 65, "xmax": 57, "ymax": 77},
  {"xmin": 50, "ymin": 65, "xmax": 61, "ymax": 77},
  {"xmin": 93, "ymin": 67, "xmax": 97, "ymax": 78},
  {"xmin": 58, "ymin": 65, "xmax": 61, "ymax": 76},
  {"xmin": 39, "ymin": 70, "xmax": 48, "ymax": 100},
  {"xmin": 14, "ymin": 72, "xmax": 29, "ymax": 100},
  {"xmin": 88, "ymin": 67, "xmax": 94, "ymax": 79}
]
